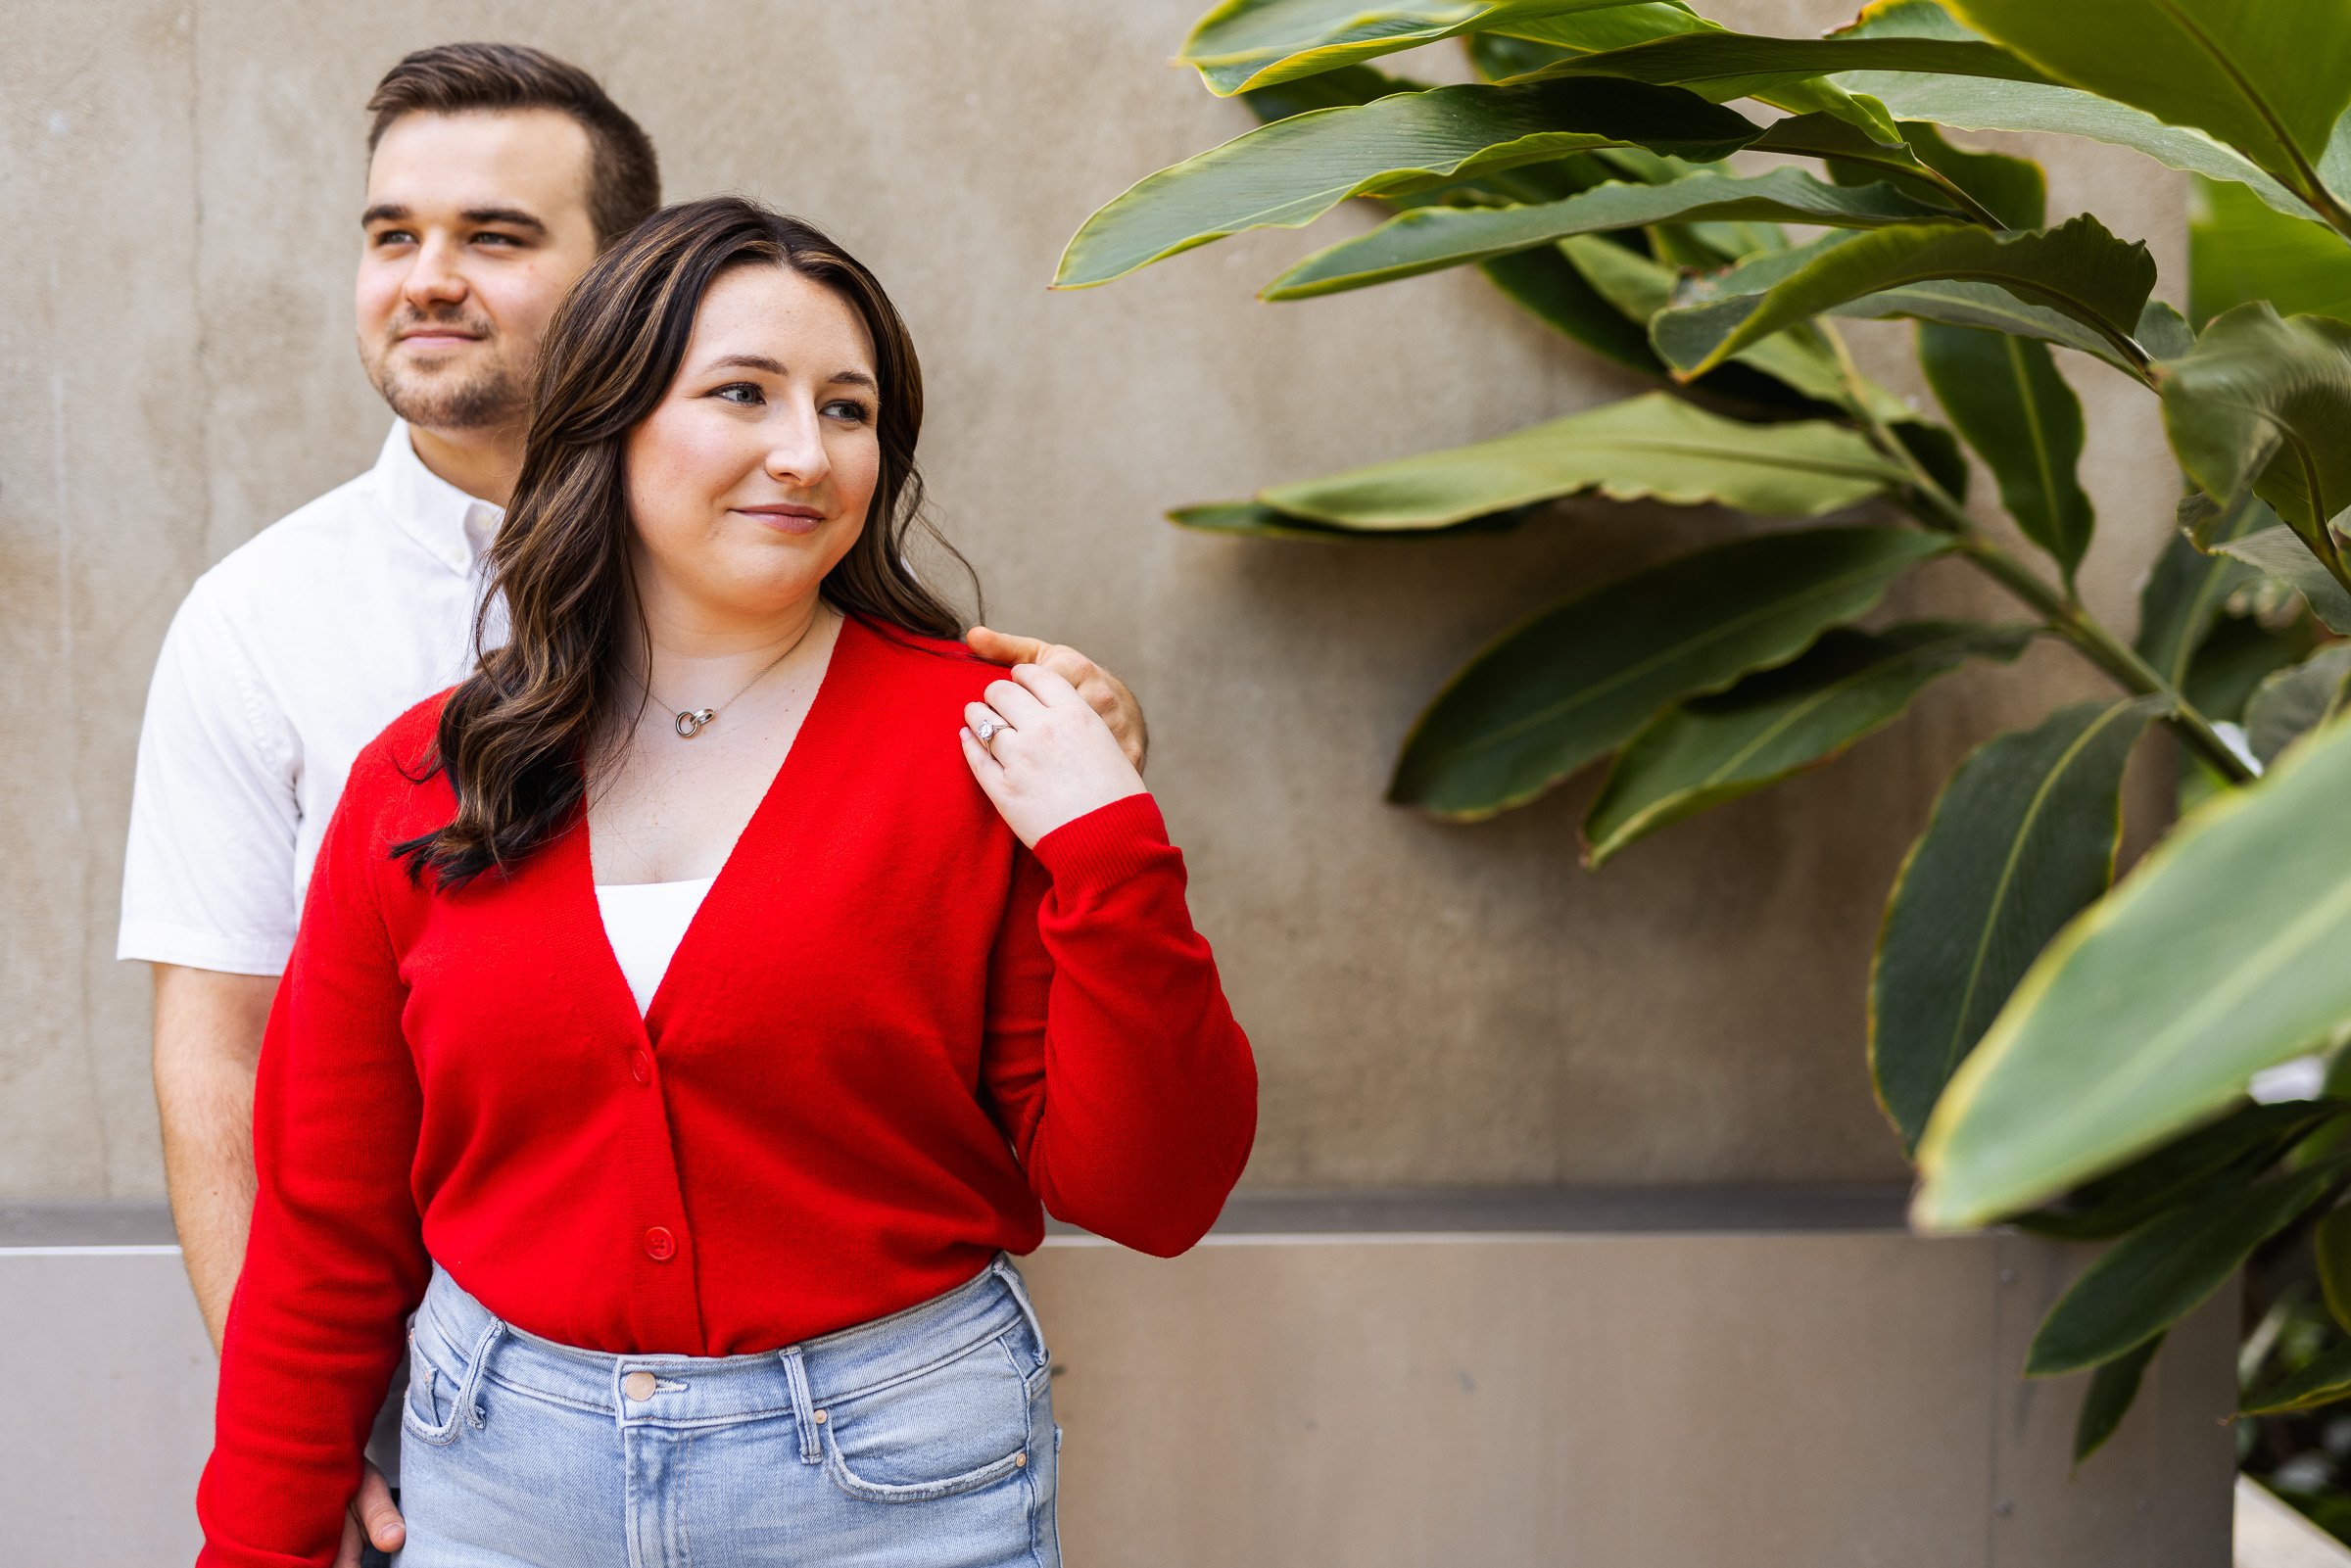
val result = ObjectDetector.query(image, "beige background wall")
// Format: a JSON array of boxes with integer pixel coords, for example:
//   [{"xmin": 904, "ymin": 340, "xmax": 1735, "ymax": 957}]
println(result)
[{"xmin": 1, "ymin": 0, "xmax": 2187, "ymax": 1200}]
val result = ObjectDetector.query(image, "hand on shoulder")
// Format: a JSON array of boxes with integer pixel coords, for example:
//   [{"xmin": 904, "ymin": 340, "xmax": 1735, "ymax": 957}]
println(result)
[
  {"xmin": 959, "ymin": 663, "xmax": 1147, "ymax": 849},
  {"xmin": 964, "ymin": 625, "xmax": 1147, "ymax": 773}
]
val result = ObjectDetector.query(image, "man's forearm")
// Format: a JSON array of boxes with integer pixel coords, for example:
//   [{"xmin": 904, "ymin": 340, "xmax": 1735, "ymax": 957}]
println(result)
[{"xmin": 151, "ymin": 964, "xmax": 278, "ymax": 1354}]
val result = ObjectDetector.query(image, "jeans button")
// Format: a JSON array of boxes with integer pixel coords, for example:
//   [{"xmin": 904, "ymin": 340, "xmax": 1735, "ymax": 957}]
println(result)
[{"xmin": 623, "ymin": 1370, "xmax": 657, "ymax": 1402}]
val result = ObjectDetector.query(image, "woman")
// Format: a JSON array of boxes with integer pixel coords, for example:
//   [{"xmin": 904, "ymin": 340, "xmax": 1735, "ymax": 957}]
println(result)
[{"xmin": 195, "ymin": 197, "xmax": 1257, "ymax": 1567}]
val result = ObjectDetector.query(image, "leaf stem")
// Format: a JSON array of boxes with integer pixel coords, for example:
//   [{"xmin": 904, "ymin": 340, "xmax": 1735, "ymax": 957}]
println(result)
[{"xmin": 1816, "ymin": 322, "xmax": 2257, "ymax": 786}]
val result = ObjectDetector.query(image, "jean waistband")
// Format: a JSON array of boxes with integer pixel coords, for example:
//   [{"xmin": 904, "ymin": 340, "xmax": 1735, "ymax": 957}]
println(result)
[{"xmin": 410, "ymin": 1252, "xmax": 1048, "ymax": 1435}]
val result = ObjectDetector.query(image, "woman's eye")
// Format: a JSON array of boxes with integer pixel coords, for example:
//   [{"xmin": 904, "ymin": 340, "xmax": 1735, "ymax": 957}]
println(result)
[
  {"xmin": 824, "ymin": 400, "xmax": 874, "ymax": 423},
  {"xmin": 714, "ymin": 383, "xmax": 764, "ymax": 405}
]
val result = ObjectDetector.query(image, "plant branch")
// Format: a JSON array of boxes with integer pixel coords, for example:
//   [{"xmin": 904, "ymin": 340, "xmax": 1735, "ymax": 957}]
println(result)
[{"xmin": 1817, "ymin": 321, "xmax": 2258, "ymax": 786}]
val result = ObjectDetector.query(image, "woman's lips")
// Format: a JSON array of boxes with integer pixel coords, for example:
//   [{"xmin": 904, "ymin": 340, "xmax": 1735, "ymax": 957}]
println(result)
[{"xmin": 734, "ymin": 505, "xmax": 826, "ymax": 536}]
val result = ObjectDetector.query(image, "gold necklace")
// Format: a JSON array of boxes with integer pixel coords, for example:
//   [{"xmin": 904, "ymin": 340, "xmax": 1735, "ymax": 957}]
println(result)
[{"xmin": 644, "ymin": 612, "xmax": 823, "ymax": 739}]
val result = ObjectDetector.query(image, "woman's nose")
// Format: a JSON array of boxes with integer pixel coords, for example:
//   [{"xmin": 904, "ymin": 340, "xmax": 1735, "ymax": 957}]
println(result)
[{"xmin": 763, "ymin": 408, "xmax": 832, "ymax": 487}]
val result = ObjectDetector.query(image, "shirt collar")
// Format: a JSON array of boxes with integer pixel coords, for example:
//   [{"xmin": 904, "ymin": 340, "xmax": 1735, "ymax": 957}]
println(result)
[{"xmin": 369, "ymin": 420, "xmax": 505, "ymax": 577}]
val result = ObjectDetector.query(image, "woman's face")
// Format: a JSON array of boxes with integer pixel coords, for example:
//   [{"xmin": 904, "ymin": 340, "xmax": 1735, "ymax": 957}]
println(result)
[{"xmin": 623, "ymin": 261, "xmax": 882, "ymax": 623}]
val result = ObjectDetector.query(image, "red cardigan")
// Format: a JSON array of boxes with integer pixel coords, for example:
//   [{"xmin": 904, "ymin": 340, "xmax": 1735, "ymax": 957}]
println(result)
[{"xmin": 195, "ymin": 613, "xmax": 1257, "ymax": 1567}]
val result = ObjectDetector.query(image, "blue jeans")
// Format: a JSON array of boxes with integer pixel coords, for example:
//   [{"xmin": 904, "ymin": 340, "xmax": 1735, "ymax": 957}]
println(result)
[{"xmin": 391, "ymin": 1254, "xmax": 1062, "ymax": 1567}]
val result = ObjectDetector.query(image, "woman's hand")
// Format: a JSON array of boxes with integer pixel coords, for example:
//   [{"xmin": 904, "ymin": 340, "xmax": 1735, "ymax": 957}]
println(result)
[{"xmin": 960, "ymin": 663, "xmax": 1147, "ymax": 848}]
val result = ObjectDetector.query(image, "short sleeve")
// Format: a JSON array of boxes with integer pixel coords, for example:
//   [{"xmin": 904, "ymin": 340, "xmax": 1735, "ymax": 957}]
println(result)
[{"xmin": 117, "ymin": 579, "xmax": 303, "ymax": 974}]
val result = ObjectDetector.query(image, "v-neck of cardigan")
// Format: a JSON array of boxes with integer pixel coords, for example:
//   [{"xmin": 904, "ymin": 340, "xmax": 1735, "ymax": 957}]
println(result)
[{"xmin": 570, "ymin": 610, "xmax": 864, "ymax": 1044}]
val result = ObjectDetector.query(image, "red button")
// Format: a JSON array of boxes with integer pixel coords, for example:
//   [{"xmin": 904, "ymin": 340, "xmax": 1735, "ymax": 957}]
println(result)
[
  {"xmin": 630, "ymin": 1049, "xmax": 652, "ymax": 1085},
  {"xmin": 644, "ymin": 1226, "xmax": 676, "ymax": 1261}
]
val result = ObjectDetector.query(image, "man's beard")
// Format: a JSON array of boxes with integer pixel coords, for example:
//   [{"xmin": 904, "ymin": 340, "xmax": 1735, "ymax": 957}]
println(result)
[{"xmin": 361, "ymin": 315, "xmax": 528, "ymax": 432}]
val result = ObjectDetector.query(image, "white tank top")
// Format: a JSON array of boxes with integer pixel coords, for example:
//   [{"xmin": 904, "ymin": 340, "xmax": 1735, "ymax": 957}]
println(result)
[{"xmin": 594, "ymin": 877, "xmax": 717, "ymax": 1015}]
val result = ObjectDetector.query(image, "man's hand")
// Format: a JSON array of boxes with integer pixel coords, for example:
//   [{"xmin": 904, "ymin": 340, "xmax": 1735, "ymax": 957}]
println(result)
[
  {"xmin": 336, "ymin": 1460, "xmax": 404, "ymax": 1566},
  {"xmin": 966, "ymin": 626, "xmax": 1147, "ymax": 774}
]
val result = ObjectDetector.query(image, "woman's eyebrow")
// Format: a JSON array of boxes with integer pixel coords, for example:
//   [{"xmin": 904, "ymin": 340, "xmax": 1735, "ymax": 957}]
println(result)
[{"xmin": 705, "ymin": 354, "xmax": 878, "ymax": 392}]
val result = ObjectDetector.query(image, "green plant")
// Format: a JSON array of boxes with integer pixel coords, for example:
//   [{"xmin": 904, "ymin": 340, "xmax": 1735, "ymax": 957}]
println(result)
[{"xmin": 1059, "ymin": 0, "xmax": 2351, "ymax": 1463}]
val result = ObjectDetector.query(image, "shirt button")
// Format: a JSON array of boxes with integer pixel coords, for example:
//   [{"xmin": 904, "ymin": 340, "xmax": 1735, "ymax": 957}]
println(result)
[
  {"xmin": 630, "ymin": 1049, "xmax": 652, "ymax": 1085},
  {"xmin": 644, "ymin": 1226, "xmax": 676, "ymax": 1261}
]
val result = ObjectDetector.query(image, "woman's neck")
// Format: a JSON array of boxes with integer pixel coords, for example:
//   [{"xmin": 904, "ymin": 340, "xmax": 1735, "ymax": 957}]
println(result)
[{"xmin": 618, "ymin": 591, "xmax": 837, "ymax": 721}]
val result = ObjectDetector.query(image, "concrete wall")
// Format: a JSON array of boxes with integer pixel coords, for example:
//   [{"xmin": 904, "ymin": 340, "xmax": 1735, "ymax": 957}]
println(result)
[{"xmin": 0, "ymin": 0, "xmax": 2190, "ymax": 1199}]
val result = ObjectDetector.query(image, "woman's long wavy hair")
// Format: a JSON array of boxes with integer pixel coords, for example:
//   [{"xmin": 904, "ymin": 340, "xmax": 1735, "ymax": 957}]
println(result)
[{"xmin": 394, "ymin": 196, "xmax": 974, "ymax": 891}]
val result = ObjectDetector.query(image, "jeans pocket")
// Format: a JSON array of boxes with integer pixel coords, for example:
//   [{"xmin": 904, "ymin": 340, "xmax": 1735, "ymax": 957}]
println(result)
[
  {"xmin": 400, "ymin": 1320, "xmax": 475, "ymax": 1448},
  {"xmin": 820, "ymin": 1330, "xmax": 1036, "ymax": 1504}
]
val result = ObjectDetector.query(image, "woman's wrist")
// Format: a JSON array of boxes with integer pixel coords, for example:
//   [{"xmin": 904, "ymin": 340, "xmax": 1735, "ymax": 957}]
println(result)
[{"xmin": 1031, "ymin": 789, "xmax": 1167, "ymax": 888}]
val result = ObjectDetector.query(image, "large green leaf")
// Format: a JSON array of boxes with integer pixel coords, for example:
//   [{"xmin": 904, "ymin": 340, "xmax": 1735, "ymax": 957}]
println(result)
[
  {"xmin": 1251, "ymin": 392, "xmax": 1906, "ymax": 531},
  {"xmin": 1918, "ymin": 322, "xmax": 2093, "ymax": 584},
  {"xmin": 1263, "ymin": 169, "xmax": 1958, "ymax": 299},
  {"xmin": 1827, "ymin": 281, "xmax": 2161, "ymax": 377},
  {"xmin": 2160, "ymin": 305, "xmax": 2351, "ymax": 567},
  {"xmin": 1871, "ymin": 699, "xmax": 2162, "ymax": 1156},
  {"xmin": 1481, "ymin": 1, "xmax": 1711, "ymax": 57},
  {"xmin": 2135, "ymin": 491, "xmax": 2273, "ymax": 687},
  {"xmin": 2243, "ymin": 1335, "xmax": 2351, "ymax": 1416},
  {"xmin": 2076, "ymin": 1333, "xmax": 2164, "ymax": 1467},
  {"xmin": 2213, "ymin": 527, "xmax": 2351, "ymax": 635},
  {"xmin": 2023, "ymin": 1161, "xmax": 2342, "ymax": 1377},
  {"xmin": 1944, "ymin": 0, "xmax": 2351, "ymax": 195},
  {"xmin": 1837, "ymin": 2, "xmax": 2307, "ymax": 219},
  {"xmin": 1392, "ymin": 527, "xmax": 1951, "ymax": 818},
  {"xmin": 1913, "ymin": 712, "xmax": 2351, "ymax": 1231},
  {"xmin": 2189, "ymin": 175, "xmax": 2351, "ymax": 326},
  {"xmin": 1179, "ymin": 0, "xmax": 1657, "ymax": 95},
  {"xmin": 1512, "ymin": 27, "xmax": 2050, "ymax": 101},
  {"xmin": 1654, "ymin": 214, "xmax": 2157, "ymax": 379},
  {"xmin": 1583, "ymin": 621, "xmax": 2031, "ymax": 868},
  {"xmin": 1055, "ymin": 78, "xmax": 1761, "ymax": 288},
  {"xmin": 2246, "ymin": 643, "xmax": 2351, "ymax": 764}
]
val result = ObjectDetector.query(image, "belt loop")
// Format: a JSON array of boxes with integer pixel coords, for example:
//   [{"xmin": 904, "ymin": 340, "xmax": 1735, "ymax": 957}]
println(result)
[
  {"xmin": 990, "ymin": 1253, "xmax": 1050, "ymax": 1369},
  {"xmin": 457, "ymin": 1318, "xmax": 506, "ymax": 1430},
  {"xmin": 779, "ymin": 1346, "xmax": 822, "ymax": 1464}
]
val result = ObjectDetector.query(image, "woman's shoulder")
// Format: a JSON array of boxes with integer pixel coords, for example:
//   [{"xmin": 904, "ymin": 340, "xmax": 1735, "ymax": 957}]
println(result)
[{"xmin": 845, "ymin": 615, "xmax": 1002, "ymax": 699}]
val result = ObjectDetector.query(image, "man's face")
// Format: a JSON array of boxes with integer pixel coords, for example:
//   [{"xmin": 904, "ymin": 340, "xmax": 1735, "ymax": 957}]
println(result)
[{"xmin": 357, "ymin": 109, "xmax": 602, "ymax": 434}]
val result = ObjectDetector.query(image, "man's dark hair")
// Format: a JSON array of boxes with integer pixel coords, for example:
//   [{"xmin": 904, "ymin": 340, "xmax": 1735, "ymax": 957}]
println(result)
[{"xmin": 366, "ymin": 42, "xmax": 659, "ymax": 247}]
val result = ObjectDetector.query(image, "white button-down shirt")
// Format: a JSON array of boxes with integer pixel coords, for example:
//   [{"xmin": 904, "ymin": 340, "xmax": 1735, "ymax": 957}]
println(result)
[{"xmin": 118, "ymin": 422, "xmax": 508, "ymax": 974}]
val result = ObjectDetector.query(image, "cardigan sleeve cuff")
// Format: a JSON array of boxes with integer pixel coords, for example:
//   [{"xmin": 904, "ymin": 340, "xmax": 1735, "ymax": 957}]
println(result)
[{"xmin": 1031, "ymin": 792, "xmax": 1175, "ymax": 891}]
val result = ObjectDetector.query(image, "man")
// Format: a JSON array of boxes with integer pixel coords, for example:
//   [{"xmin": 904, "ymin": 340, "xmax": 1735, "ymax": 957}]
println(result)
[{"xmin": 120, "ymin": 42, "xmax": 1146, "ymax": 1567}]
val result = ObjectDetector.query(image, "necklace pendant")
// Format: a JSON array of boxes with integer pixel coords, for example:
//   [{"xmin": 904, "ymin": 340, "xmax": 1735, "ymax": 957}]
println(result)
[{"xmin": 674, "ymin": 708, "xmax": 716, "ymax": 739}]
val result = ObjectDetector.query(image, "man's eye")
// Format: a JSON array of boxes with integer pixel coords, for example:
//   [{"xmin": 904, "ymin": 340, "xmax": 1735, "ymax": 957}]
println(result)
[
  {"xmin": 471, "ymin": 232, "xmax": 523, "ymax": 247},
  {"xmin": 372, "ymin": 230, "xmax": 415, "ymax": 247},
  {"xmin": 714, "ymin": 383, "xmax": 764, "ymax": 405}
]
